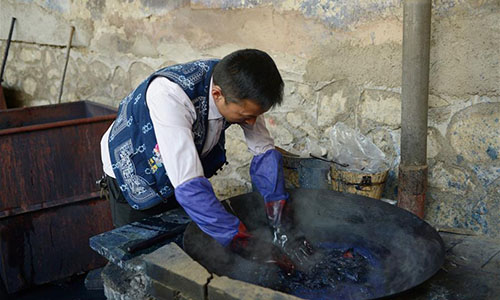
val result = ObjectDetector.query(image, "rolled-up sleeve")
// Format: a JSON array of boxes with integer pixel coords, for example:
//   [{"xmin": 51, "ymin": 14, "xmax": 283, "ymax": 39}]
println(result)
[{"xmin": 240, "ymin": 115, "xmax": 275, "ymax": 155}]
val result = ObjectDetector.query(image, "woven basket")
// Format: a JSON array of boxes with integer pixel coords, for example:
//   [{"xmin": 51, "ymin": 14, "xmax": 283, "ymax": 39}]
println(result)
[{"xmin": 330, "ymin": 166, "xmax": 388, "ymax": 199}]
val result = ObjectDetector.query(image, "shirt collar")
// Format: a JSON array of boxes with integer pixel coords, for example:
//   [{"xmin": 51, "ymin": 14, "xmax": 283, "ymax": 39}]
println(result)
[{"xmin": 208, "ymin": 77, "xmax": 223, "ymax": 120}]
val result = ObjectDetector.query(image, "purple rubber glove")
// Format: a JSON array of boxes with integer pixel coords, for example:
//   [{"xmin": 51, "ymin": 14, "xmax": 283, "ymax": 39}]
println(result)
[
  {"xmin": 175, "ymin": 177, "xmax": 239, "ymax": 246},
  {"xmin": 250, "ymin": 149, "xmax": 289, "ymax": 203}
]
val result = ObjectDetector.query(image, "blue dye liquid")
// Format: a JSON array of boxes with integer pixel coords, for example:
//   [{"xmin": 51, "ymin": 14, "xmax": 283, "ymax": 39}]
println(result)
[{"xmin": 271, "ymin": 243, "xmax": 386, "ymax": 300}]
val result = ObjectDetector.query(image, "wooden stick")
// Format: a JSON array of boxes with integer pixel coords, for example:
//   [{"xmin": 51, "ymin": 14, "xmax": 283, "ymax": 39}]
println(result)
[
  {"xmin": 1, "ymin": 17, "xmax": 16, "ymax": 82},
  {"xmin": 58, "ymin": 26, "xmax": 75, "ymax": 104},
  {"xmin": 0, "ymin": 17, "xmax": 16, "ymax": 110}
]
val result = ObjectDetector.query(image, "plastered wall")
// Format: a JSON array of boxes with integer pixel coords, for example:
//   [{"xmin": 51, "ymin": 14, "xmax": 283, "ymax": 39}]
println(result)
[{"xmin": 1, "ymin": 0, "xmax": 499, "ymax": 237}]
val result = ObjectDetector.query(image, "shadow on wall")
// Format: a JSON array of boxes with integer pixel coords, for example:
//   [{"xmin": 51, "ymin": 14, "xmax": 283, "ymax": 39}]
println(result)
[{"xmin": 2, "ymin": 86, "xmax": 32, "ymax": 109}]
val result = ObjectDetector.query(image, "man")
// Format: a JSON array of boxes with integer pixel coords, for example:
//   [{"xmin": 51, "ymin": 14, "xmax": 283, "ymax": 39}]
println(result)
[{"xmin": 100, "ymin": 49, "xmax": 312, "ymax": 268}]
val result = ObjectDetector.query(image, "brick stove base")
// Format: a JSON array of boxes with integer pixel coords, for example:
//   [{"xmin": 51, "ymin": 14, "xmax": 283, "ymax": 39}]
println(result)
[
  {"xmin": 90, "ymin": 209, "xmax": 299, "ymax": 300},
  {"xmin": 101, "ymin": 243, "xmax": 300, "ymax": 300}
]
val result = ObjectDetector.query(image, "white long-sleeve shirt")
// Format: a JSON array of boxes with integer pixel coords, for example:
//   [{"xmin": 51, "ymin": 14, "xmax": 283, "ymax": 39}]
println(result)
[{"xmin": 100, "ymin": 76, "xmax": 275, "ymax": 187}]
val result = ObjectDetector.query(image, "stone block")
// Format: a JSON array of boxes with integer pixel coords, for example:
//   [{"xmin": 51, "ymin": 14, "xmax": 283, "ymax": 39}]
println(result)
[
  {"xmin": 129, "ymin": 62, "xmax": 155, "ymax": 89},
  {"xmin": 210, "ymin": 177, "xmax": 249, "ymax": 200},
  {"xmin": 360, "ymin": 89, "xmax": 401, "ymax": 128},
  {"xmin": 208, "ymin": 275, "xmax": 301, "ymax": 300},
  {"xmin": 148, "ymin": 279, "xmax": 194, "ymax": 300},
  {"xmin": 22, "ymin": 77, "xmax": 38, "ymax": 96},
  {"xmin": 428, "ymin": 162, "xmax": 475, "ymax": 195},
  {"xmin": 286, "ymin": 111, "xmax": 304, "ymax": 127},
  {"xmin": 84, "ymin": 267, "xmax": 104, "ymax": 290},
  {"xmin": 428, "ymin": 102, "xmax": 461, "ymax": 137},
  {"xmin": 317, "ymin": 90, "xmax": 348, "ymax": 127},
  {"xmin": 143, "ymin": 243, "xmax": 211, "ymax": 300},
  {"xmin": 426, "ymin": 184, "xmax": 499, "ymax": 238},
  {"xmin": 89, "ymin": 60, "xmax": 112, "ymax": 81},
  {"xmin": 102, "ymin": 262, "xmax": 152, "ymax": 300},
  {"xmin": 149, "ymin": 279, "xmax": 179, "ymax": 300},
  {"xmin": 427, "ymin": 127, "xmax": 443, "ymax": 159},
  {"xmin": 86, "ymin": 0, "xmax": 106, "ymax": 19},
  {"xmin": 19, "ymin": 48, "xmax": 42, "ymax": 63},
  {"xmin": 132, "ymin": 35, "xmax": 159, "ymax": 58},
  {"xmin": 447, "ymin": 102, "xmax": 500, "ymax": 163},
  {"xmin": 224, "ymin": 127, "xmax": 253, "ymax": 163},
  {"xmin": 266, "ymin": 116, "xmax": 294, "ymax": 145},
  {"xmin": 364, "ymin": 127, "xmax": 400, "ymax": 162},
  {"xmin": 89, "ymin": 209, "xmax": 190, "ymax": 270}
]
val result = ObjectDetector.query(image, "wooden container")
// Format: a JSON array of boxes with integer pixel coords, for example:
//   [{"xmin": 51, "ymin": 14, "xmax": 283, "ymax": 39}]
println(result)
[
  {"xmin": 0, "ymin": 101, "xmax": 116, "ymax": 293},
  {"xmin": 331, "ymin": 166, "xmax": 388, "ymax": 199}
]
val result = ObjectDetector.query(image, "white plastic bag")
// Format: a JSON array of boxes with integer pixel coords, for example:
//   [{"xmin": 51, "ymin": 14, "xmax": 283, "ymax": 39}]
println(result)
[{"xmin": 329, "ymin": 122, "xmax": 390, "ymax": 173}]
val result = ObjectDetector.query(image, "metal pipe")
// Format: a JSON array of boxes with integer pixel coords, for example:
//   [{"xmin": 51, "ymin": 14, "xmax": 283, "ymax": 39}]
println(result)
[
  {"xmin": 58, "ymin": 26, "xmax": 75, "ymax": 104},
  {"xmin": 398, "ymin": 0, "xmax": 431, "ymax": 218}
]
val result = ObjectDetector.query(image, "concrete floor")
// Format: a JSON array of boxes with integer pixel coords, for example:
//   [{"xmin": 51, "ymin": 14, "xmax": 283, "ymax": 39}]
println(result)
[{"xmin": 2, "ymin": 232, "xmax": 499, "ymax": 300}]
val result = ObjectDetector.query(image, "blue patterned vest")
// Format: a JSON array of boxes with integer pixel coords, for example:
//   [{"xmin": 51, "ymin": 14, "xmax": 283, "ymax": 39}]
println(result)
[{"xmin": 108, "ymin": 59, "xmax": 229, "ymax": 210}]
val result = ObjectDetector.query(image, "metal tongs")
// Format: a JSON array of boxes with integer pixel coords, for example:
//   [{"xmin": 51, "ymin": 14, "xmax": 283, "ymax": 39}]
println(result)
[{"xmin": 309, "ymin": 153, "xmax": 349, "ymax": 168}]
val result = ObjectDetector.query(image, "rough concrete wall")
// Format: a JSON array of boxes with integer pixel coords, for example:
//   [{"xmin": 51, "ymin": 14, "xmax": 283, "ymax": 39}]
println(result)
[{"xmin": 1, "ymin": 0, "xmax": 499, "ymax": 237}]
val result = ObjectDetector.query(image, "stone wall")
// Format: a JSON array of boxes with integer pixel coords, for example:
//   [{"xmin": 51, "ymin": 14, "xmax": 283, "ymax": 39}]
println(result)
[{"xmin": 1, "ymin": 0, "xmax": 499, "ymax": 237}]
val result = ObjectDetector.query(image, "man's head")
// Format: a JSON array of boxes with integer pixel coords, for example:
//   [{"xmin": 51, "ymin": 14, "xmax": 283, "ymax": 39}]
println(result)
[{"xmin": 212, "ymin": 49, "xmax": 284, "ymax": 125}]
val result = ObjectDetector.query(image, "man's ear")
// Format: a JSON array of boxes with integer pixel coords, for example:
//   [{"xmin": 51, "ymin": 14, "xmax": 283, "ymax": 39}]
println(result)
[{"xmin": 212, "ymin": 85, "xmax": 223, "ymax": 102}]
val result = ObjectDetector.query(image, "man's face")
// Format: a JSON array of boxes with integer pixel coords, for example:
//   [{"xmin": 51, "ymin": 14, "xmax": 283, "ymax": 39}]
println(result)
[{"xmin": 212, "ymin": 86, "xmax": 267, "ymax": 125}]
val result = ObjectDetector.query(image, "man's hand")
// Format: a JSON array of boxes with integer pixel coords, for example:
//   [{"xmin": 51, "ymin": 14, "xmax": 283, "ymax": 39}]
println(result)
[
  {"xmin": 229, "ymin": 223, "xmax": 296, "ymax": 274},
  {"xmin": 266, "ymin": 200, "xmax": 315, "ymax": 270},
  {"xmin": 272, "ymin": 226, "xmax": 314, "ymax": 266}
]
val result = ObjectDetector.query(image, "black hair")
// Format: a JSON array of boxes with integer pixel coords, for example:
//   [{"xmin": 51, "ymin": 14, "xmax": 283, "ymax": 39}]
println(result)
[{"xmin": 212, "ymin": 49, "xmax": 284, "ymax": 111}]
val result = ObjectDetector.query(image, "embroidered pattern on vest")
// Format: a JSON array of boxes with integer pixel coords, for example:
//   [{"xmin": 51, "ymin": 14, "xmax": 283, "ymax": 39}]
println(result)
[{"xmin": 114, "ymin": 139, "xmax": 156, "ymax": 207}]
